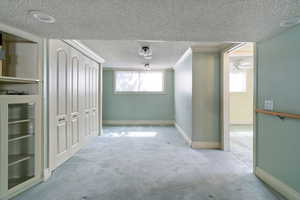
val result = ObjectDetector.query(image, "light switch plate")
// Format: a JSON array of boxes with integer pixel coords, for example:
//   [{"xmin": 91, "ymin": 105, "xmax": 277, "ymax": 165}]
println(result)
[{"xmin": 264, "ymin": 100, "xmax": 274, "ymax": 111}]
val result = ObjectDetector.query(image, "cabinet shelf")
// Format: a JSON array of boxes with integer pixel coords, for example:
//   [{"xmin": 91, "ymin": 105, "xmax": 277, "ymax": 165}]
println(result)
[
  {"xmin": 8, "ymin": 154, "xmax": 33, "ymax": 167},
  {"xmin": 8, "ymin": 119, "xmax": 32, "ymax": 125},
  {"xmin": 8, "ymin": 134, "xmax": 33, "ymax": 142},
  {"xmin": 0, "ymin": 76, "xmax": 40, "ymax": 84},
  {"xmin": 8, "ymin": 176, "xmax": 34, "ymax": 189}
]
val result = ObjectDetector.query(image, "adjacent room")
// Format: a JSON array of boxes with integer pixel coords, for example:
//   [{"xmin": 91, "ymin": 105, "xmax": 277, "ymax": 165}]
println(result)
[
  {"xmin": 229, "ymin": 43, "xmax": 254, "ymax": 169},
  {"xmin": 0, "ymin": 1, "xmax": 300, "ymax": 200}
]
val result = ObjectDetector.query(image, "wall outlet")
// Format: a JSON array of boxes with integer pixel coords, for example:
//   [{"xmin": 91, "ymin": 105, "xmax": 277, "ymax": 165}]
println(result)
[{"xmin": 264, "ymin": 100, "xmax": 274, "ymax": 111}]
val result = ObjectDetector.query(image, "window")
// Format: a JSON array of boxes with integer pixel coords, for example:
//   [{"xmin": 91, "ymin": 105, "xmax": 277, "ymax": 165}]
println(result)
[
  {"xmin": 230, "ymin": 71, "xmax": 247, "ymax": 92},
  {"xmin": 114, "ymin": 71, "xmax": 164, "ymax": 93}
]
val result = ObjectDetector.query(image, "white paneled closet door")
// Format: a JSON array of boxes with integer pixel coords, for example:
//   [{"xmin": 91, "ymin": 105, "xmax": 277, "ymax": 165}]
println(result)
[
  {"xmin": 69, "ymin": 48, "xmax": 81, "ymax": 154},
  {"xmin": 83, "ymin": 59, "xmax": 99, "ymax": 137},
  {"xmin": 91, "ymin": 61, "xmax": 99, "ymax": 136},
  {"xmin": 49, "ymin": 40, "xmax": 71, "ymax": 169},
  {"xmin": 83, "ymin": 59, "xmax": 91, "ymax": 137},
  {"xmin": 49, "ymin": 40, "xmax": 101, "ymax": 171},
  {"xmin": 89, "ymin": 63, "xmax": 95, "ymax": 135}
]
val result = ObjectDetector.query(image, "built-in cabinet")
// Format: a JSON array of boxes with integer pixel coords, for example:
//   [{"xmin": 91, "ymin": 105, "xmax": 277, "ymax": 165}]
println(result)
[
  {"xmin": 0, "ymin": 96, "xmax": 41, "ymax": 197},
  {"xmin": 49, "ymin": 40, "xmax": 100, "ymax": 170},
  {"xmin": 0, "ymin": 30, "xmax": 42, "ymax": 200},
  {"xmin": 0, "ymin": 27, "xmax": 103, "ymax": 199}
]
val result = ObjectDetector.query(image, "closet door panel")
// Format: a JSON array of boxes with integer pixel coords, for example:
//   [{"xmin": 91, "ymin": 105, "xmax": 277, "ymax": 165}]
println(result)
[
  {"xmin": 71, "ymin": 118, "xmax": 79, "ymax": 146},
  {"xmin": 77, "ymin": 53, "xmax": 86, "ymax": 143},
  {"xmin": 49, "ymin": 40, "xmax": 70, "ymax": 169},
  {"xmin": 57, "ymin": 122, "xmax": 68, "ymax": 154},
  {"xmin": 70, "ymin": 49, "xmax": 81, "ymax": 151},
  {"xmin": 56, "ymin": 46, "xmax": 69, "ymax": 163},
  {"xmin": 94, "ymin": 62, "xmax": 99, "ymax": 135},
  {"xmin": 57, "ymin": 49, "xmax": 68, "ymax": 116},
  {"xmin": 83, "ymin": 59, "xmax": 91, "ymax": 136},
  {"xmin": 56, "ymin": 48, "xmax": 69, "ymax": 156},
  {"xmin": 71, "ymin": 56, "xmax": 79, "ymax": 114}
]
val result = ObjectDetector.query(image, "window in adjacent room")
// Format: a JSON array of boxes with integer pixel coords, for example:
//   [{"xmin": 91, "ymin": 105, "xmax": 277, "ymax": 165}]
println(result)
[
  {"xmin": 229, "ymin": 71, "xmax": 247, "ymax": 93},
  {"xmin": 114, "ymin": 71, "xmax": 165, "ymax": 93}
]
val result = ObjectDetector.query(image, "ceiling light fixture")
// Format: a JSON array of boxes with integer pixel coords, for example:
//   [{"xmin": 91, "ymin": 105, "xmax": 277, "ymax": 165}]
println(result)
[
  {"xmin": 144, "ymin": 63, "xmax": 151, "ymax": 71},
  {"xmin": 280, "ymin": 16, "xmax": 300, "ymax": 27},
  {"xmin": 139, "ymin": 46, "xmax": 152, "ymax": 60},
  {"xmin": 29, "ymin": 10, "xmax": 56, "ymax": 24}
]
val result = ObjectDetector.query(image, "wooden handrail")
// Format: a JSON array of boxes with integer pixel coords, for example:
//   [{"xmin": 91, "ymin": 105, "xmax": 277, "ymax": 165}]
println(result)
[{"xmin": 256, "ymin": 109, "xmax": 300, "ymax": 120}]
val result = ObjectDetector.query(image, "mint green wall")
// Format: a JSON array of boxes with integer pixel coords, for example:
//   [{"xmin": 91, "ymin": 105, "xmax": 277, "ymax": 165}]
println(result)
[
  {"xmin": 256, "ymin": 25, "xmax": 300, "ymax": 193},
  {"xmin": 192, "ymin": 52, "xmax": 220, "ymax": 142},
  {"xmin": 103, "ymin": 70, "xmax": 174, "ymax": 121}
]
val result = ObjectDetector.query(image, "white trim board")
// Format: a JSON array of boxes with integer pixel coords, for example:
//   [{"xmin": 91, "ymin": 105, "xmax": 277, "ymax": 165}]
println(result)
[
  {"xmin": 103, "ymin": 120, "xmax": 174, "ymax": 126},
  {"xmin": 43, "ymin": 168, "xmax": 52, "ymax": 182},
  {"xmin": 174, "ymin": 123, "xmax": 192, "ymax": 146},
  {"xmin": 63, "ymin": 40, "xmax": 105, "ymax": 63},
  {"xmin": 191, "ymin": 141, "xmax": 221, "ymax": 149},
  {"xmin": 0, "ymin": 22, "xmax": 42, "ymax": 43},
  {"xmin": 255, "ymin": 167, "xmax": 300, "ymax": 200}
]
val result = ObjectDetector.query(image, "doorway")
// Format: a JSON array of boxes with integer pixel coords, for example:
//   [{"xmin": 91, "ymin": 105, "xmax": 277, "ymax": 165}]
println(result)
[{"xmin": 221, "ymin": 43, "xmax": 255, "ymax": 171}]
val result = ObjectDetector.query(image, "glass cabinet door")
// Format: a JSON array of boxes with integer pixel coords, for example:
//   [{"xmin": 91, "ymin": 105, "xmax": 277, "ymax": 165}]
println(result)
[{"xmin": 7, "ymin": 102, "xmax": 35, "ymax": 189}]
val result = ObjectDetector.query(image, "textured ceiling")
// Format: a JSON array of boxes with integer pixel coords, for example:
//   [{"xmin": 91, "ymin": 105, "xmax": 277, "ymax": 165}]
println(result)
[
  {"xmin": 1, "ymin": 0, "xmax": 300, "ymax": 42},
  {"xmin": 81, "ymin": 40, "xmax": 229, "ymax": 69}
]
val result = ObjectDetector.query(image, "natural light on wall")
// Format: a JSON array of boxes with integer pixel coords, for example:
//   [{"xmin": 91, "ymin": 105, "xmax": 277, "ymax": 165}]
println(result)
[
  {"xmin": 230, "ymin": 71, "xmax": 247, "ymax": 92},
  {"xmin": 115, "ymin": 71, "xmax": 164, "ymax": 92}
]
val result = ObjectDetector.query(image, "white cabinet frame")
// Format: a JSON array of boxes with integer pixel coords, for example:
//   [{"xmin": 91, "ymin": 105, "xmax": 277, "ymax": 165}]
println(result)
[{"xmin": 0, "ymin": 95, "xmax": 42, "ymax": 200}]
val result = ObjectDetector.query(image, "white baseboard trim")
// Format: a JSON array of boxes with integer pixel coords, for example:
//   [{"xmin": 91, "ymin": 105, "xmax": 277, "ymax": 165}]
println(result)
[
  {"xmin": 255, "ymin": 167, "xmax": 300, "ymax": 200},
  {"xmin": 103, "ymin": 120, "xmax": 174, "ymax": 126},
  {"xmin": 191, "ymin": 141, "xmax": 221, "ymax": 149},
  {"xmin": 43, "ymin": 168, "xmax": 52, "ymax": 182},
  {"xmin": 174, "ymin": 122, "xmax": 192, "ymax": 146}
]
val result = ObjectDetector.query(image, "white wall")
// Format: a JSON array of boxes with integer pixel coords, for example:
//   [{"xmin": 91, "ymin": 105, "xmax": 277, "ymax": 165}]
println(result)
[{"xmin": 174, "ymin": 49, "xmax": 193, "ymax": 140}]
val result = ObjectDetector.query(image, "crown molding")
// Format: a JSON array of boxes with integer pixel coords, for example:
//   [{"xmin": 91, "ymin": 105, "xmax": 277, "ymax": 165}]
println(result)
[
  {"xmin": 63, "ymin": 40, "xmax": 105, "ymax": 63},
  {"xmin": 0, "ymin": 22, "xmax": 42, "ymax": 43}
]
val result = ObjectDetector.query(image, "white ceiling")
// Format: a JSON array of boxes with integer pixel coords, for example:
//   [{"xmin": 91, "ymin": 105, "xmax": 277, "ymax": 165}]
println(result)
[
  {"xmin": 1, "ymin": 0, "xmax": 300, "ymax": 42},
  {"xmin": 81, "ymin": 40, "xmax": 229, "ymax": 69}
]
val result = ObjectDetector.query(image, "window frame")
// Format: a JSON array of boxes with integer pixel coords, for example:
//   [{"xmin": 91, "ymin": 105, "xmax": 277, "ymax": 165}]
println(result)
[{"xmin": 113, "ymin": 70, "xmax": 166, "ymax": 94}]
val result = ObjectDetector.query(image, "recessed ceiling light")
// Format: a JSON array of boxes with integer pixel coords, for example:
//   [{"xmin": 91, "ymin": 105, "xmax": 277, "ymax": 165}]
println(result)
[
  {"xmin": 29, "ymin": 10, "xmax": 56, "ymax": 24},
  {"xmin": 280, "ymin": 17, "xmax": 300, "ymax": 27}
]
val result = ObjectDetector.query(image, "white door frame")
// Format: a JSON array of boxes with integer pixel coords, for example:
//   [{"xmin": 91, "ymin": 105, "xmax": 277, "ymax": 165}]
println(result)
[{"xmin": 220, "ymin": 42, "xmax": 257, "ymax": 171}]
